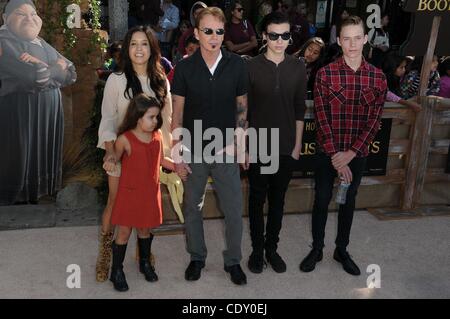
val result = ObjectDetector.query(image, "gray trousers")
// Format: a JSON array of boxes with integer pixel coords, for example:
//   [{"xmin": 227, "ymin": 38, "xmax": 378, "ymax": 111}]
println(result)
[{"xmin": 183, "ymin": 162, "xmax": 243, "ymax": 266}]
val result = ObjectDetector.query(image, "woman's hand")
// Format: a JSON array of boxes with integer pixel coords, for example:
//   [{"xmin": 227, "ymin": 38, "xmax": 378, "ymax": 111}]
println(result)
[{"xmin": 102, "ymin": 161, "xmax": 116, "ymax": 173}]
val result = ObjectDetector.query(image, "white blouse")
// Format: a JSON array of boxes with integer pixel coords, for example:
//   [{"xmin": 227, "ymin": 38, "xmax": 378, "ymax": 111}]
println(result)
[{"xmin": 97, "ymin": 72, "xmax": 173, "ymax": 156}]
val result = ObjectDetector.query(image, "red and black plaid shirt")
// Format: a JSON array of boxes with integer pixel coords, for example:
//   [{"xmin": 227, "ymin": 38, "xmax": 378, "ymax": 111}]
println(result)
[{"xmin": 313, "ymin": 57, "xmax": 387, "ymax": 157}]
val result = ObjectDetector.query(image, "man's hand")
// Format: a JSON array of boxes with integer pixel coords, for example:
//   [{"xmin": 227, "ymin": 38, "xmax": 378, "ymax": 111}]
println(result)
[
  {"xmin": 175, "ymin": 162, "xmax": 192, "ymax": 181},
  {"xmin": 240, "ymin": 152, "xmax": 250, "ymax": 170},
  {"xmin": 332, "ymin": 150, "xmax": 356, "ymax": 170},
  {"xmin": 291, "ymin": 146, "xmax": 301, "ymax": 160},
  {"xmin": 337, "ymin": 165, "xmax": 353, "ymax": 184}
]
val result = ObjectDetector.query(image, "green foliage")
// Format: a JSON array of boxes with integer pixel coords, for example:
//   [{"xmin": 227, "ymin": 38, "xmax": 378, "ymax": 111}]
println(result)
[
  {"xmin": 38, "ymin": 0, "xmax": 106, "ymax": 62},
  {"xmin": 83, "ymin": 81, "xmax": 108, "ymax": 204}
]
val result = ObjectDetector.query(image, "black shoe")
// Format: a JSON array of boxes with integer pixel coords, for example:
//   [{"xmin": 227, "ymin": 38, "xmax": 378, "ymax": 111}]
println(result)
[
  {"xmin": 110, "ymin": 242, "xmax": 129, "ymax": 291},
  {"xmin": 299, "ymin": 248, "xmax": 323, "ymax": 272},
  {"xmin": 110, "ymin": 267, "xmax": 129, "ymax": 292},
  {"xmin": 139, "ymin": 260, "xmax": 159, "ymax": 282},
  {"xmin": 333, "ymin": 248, "xmax": 361, "ymax": 276},
  {"xmin": 137, "ymin": 237, "xmax": 158, "ymax": 282},
  {"xmin": 247, "ymin": 251, "xmax": 265, "ymax": 274},
  {"xmin": 224, "ymin": 264, "xmax": 247, "ymax": 285},
  {"xmin": 185, "ymin": 261, "xmax": 205, "ymax": 281},
  {"xmin": 265, "ymin": 251, "xmax": 287, "ymax": 273}
]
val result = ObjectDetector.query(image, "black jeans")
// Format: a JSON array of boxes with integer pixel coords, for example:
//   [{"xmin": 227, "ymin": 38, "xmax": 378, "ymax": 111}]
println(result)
[
  {"xmin": 312, "ymin": 153, "xmax": 366, "ymax": 250},
  {"xmin": 248, "ymin": 156, "xmax": 294, "ymax": 253}
]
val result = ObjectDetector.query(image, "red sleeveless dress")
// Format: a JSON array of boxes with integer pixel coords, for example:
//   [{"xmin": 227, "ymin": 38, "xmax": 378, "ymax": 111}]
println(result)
[{"xmin": 111, "ymin": 130, "xmax": 162, "ymax": 228}]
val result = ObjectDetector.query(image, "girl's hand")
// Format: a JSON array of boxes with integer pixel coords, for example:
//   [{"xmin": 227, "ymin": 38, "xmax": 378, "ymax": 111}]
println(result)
[
  {"xmin": 103, "ymin": 151, "xmax": 117, "ymax": 173},
  {"xmin": 103, "ymin": 151, "xmax": 117, "ymax": 165}
]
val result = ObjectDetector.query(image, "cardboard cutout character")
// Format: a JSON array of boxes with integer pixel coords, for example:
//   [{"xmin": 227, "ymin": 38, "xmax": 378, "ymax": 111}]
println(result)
[{"xmin": 0, "ymin": 0, "xmax": 77, "ymax": 205}]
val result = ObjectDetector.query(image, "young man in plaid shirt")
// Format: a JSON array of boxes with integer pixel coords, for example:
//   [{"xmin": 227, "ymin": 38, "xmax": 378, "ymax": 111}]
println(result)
[{"xmin": 300, "ymin": 16, "xmax": 387, "ymax": 276}]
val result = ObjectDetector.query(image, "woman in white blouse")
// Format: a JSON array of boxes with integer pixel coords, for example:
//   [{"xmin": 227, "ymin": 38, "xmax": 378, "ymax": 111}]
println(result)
[{"xmin": 95, "ymin": 26, "xmax": 172, "ymax": 282}]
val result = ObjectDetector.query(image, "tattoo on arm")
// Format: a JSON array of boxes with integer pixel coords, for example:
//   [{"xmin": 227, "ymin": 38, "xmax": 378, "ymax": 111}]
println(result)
[{"xmin": 236, "ymin": 100, "xmax": 248, "ymax": 129}]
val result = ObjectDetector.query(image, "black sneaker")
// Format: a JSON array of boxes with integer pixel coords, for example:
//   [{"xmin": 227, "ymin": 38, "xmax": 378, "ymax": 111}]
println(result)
[
  {"xmin": 185, "ymin": 261, "xmax": 205, "ymax": 281},
  {"xmin": 247, "ymin": 251, "xmax": 265, "ymax": 274},
  {"xmin": 265, "ymin": 251, "xmax": 287, "ymax": 273},
  {"xmin": 224, "ymin": 264, "xmax": 247, "ymax": 285},
  {"xmin": 333, "ymin": 248, "xmax": 361, "ymax": 276},
  {"xmin": 299, "ymin": 248, "xmax": 323, "ymax": 272}
]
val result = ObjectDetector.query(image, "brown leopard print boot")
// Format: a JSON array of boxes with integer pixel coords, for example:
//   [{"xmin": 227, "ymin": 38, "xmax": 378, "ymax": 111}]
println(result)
[{"xmin": 95, "ymin": 231, "xmax": 114, "ymax": 282}]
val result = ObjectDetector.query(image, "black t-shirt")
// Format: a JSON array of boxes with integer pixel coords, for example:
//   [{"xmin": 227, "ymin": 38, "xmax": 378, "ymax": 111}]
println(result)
[
  {"xmin": 171, "ymin": 49, "xmax": 248, "ymax": 154},
  {"xmin": 247, "ymin": 54, "xmax": 307, "ymax": 156}
]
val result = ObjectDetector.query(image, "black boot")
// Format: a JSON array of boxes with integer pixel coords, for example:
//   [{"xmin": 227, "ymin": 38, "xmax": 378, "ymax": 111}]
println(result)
[
  {"xmin": 110, "ymin": 242, "xmax": 129, "ymax": 292},
  {"xmin": 138, "ymin": 237, "xmax": 158, "ymax": 282}
]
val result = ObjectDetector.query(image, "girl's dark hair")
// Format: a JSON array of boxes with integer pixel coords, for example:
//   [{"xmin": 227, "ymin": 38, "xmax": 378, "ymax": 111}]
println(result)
[
  {"xmin": 295, "ymin": 37, "xmax": 325, "ymax": 59},
  {"xmin": 261, "ymin": 11, "xmax": 289, "ymax": 33},
  {"xmin": 118, "ymin": 94, "xmax": 163, "ymax": 136},
  {"xmin": 109, "ymin": 41, "xmax": 122, "ymax": 56},
  {"xmin": 382, "ymin": 52, "xmax": 408, "ymax": 95},
  {"xmin": 119, "ymin": 26, "xmax": 167, "ymax": 108},
  {"xmin": 295, "ymin": 37, "xmax": 326, "ymax": 91},
  {"xmin": 185, "ymin": 34, "xmax": 199, "ymax": 47}
]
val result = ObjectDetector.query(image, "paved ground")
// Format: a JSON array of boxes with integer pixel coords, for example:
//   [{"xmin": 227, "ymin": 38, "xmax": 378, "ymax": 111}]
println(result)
[{"xmin": 0, "ymin": 211, "xmax": 449, "ymax": 299}]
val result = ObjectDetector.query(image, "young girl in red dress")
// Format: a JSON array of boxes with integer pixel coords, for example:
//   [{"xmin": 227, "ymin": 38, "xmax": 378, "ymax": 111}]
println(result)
[{"xmin": 103, "ymin": 94, "xmax": 181, "ymax": 292}]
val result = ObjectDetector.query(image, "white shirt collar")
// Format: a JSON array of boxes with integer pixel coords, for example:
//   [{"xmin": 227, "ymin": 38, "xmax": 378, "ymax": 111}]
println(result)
[{"xmin": 209, "ymin": 50, "xmax": 222, "ymax": 75}]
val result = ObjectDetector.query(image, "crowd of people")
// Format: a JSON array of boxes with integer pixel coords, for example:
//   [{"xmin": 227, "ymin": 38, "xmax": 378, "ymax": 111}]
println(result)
[{"xmin": 99, "ymin": 1, "xmax": 450, "ymax": 102}]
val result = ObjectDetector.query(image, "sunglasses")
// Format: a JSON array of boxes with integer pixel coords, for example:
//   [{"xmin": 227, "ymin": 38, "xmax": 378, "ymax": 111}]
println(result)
[
  {"xmin": 235, "ymin": 8, "xmax": 244, "ymax": 12},
  {"xmin": 267, "ymin": 32, "xmax": 291, "ymax": 41},
  {"xmin": 199, "ymin": 28, "xmax": 225, "ymax": 36}
]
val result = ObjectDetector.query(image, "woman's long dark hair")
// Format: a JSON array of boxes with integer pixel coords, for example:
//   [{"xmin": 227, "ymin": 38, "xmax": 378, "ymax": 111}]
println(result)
[
  {"xmin": 119, "ymin": 26, "xmax": 167, "ymax": 108},
  {"xmin": 382, "ymin": 52, "xmax": 407, "ymax": 95},
  {"xmin": 118, "ymin": 94, "xmax": 163, "ymax": 136}
]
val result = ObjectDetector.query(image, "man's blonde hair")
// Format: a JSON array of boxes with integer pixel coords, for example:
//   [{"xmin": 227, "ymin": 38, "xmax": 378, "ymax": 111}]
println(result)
[{"xmin": 195, "ymin": 7, "xmax": 226, "ymax": 28}]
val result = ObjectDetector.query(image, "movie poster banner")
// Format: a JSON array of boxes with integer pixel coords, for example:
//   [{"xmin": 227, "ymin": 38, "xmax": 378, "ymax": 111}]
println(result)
[{"xmin": 292, "ymin": 118, "xmax": 393, "ymax": 178}]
